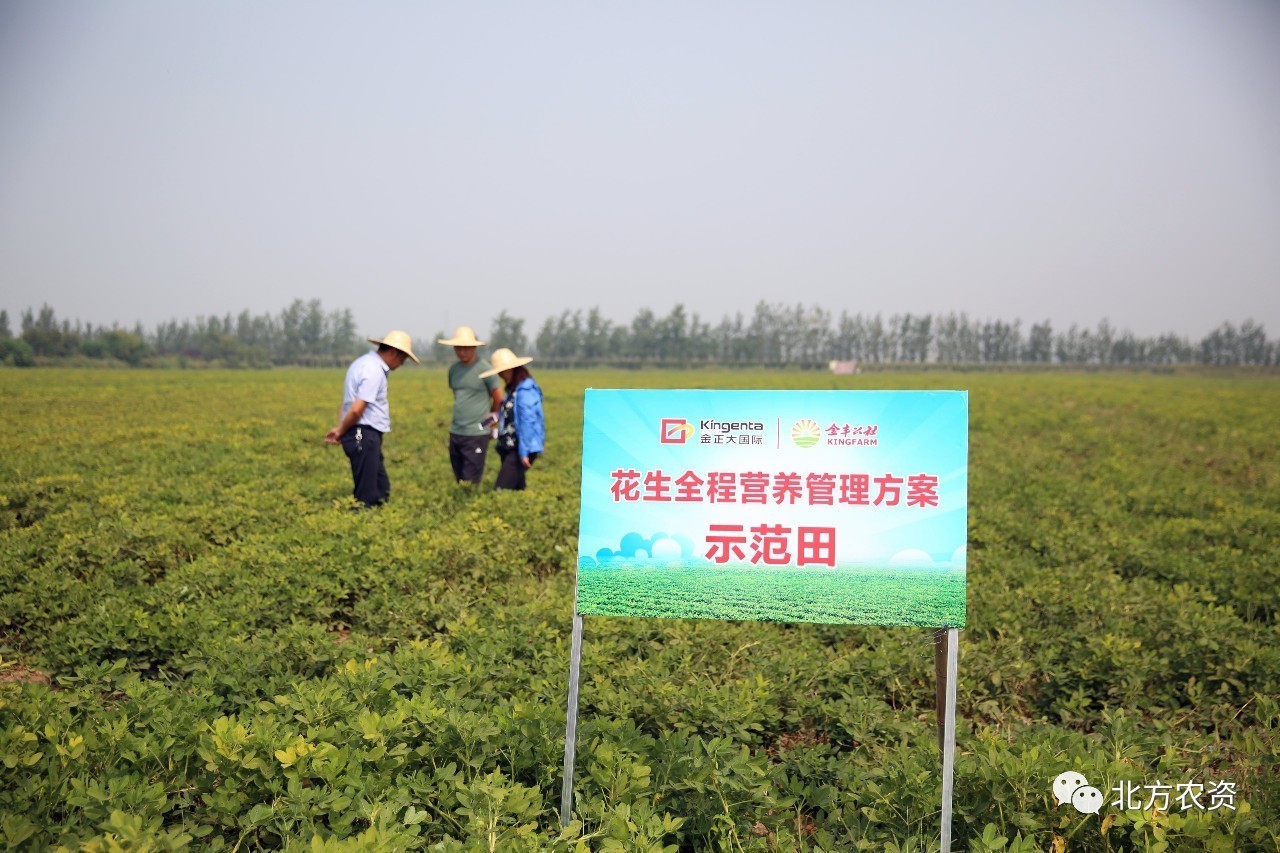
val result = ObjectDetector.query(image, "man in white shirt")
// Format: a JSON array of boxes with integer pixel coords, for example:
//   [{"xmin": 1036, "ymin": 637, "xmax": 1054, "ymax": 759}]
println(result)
[{"xmin": 325, "ymin": 330, "xmax": 418, "ymax": 506}]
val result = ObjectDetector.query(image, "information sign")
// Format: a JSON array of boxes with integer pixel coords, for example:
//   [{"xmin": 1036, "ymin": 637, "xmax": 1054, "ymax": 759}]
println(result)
[{"xmin": 576, "ymin": 389, "xmax": 968, "ymax": 626}]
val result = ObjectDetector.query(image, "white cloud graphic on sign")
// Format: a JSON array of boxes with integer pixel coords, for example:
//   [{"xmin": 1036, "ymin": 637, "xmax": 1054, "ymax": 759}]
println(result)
[
  {"xmin": 652, "ymin": 538, "xmax": 683, "ymax": 560},
  {"xmin": 590, "ymin": 531, "xmax": 694, "ymax": 565}
]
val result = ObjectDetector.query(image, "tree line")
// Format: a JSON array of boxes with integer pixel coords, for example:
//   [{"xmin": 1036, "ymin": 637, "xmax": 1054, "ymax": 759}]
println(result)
[
  {"xmin": 1, "ymin": 300, "xmax": 1276, "ymax": 368},
  {"xmin": 473, "ymin": 304, "xmax": 1277, "ymax": 368},
  {"xmin": 0, "ymin": 301, "xmax": 361, "ymax": 368}
]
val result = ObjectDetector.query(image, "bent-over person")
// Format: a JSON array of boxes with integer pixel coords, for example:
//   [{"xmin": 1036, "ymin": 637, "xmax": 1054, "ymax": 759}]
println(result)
[{"xmin": 480, "ymin": 348, "xmax": 544, "ymax": 491}]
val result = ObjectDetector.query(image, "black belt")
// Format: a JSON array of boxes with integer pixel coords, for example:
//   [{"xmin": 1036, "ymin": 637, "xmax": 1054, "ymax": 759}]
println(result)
[{"xmin": 348, "ymin": 424, "xmax": 382, "ymax": 435}]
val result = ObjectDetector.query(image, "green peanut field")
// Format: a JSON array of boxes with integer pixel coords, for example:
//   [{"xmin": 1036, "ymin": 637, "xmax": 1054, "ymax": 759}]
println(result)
[{"xmin": 1, "ymin": 367, "xmax": 1277, "ymax": 851}]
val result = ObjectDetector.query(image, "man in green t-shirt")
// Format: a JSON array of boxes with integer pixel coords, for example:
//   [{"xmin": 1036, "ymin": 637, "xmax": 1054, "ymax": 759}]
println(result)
[{"xmin": 438, "ymin": 326, "xmax": 503, "ymax": 484}]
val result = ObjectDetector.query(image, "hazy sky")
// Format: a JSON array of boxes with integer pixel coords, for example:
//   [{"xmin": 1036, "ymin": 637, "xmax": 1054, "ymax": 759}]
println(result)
[{"xmin": 2, "ymin": 1, "xmax": 1278, "ymax": 342}]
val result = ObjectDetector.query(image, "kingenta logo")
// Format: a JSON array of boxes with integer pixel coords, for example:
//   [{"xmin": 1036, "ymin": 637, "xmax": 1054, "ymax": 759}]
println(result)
[
  {"xmin": 659, "ymin": 418, "xmax": 694, "ymax": 444},
  {"xmin": 700, "ymin": 419, "xmax": 765, "ymax": 434},
  {"xmin": 660, "ymin": 418, "xmax": 766, "ymax": 444}
]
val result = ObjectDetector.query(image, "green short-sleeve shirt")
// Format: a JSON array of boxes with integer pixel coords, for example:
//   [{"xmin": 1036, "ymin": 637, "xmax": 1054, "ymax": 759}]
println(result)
[{"xmin": 448, "ymin": 360, "xmax": 502, "ymax": 436}]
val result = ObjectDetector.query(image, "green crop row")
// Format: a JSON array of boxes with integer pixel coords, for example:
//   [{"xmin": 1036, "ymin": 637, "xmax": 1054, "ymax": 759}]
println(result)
[{"xmin": 1, "ymin": 367, "xmax": 1277, "ymax": 850}]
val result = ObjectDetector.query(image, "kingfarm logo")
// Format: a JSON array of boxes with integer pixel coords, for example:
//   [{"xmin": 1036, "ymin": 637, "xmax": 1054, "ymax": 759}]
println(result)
[
  {"xmin": 659, "ymin": 418, "xmax": 694, "ymax": 444},
  {"xmin": 789, "ymin": 419, "xmax": 881, "ymax": 448}
]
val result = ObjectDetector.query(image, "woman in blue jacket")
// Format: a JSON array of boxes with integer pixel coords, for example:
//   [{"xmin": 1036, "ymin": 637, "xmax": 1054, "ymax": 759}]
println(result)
[{"xmin": 480, "ymin": 348, "xmax": 545, "ymax": 491}]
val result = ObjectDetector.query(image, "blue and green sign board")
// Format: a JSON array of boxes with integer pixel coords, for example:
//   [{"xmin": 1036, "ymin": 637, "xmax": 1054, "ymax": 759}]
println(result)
[{"xmin": 576, "ymin": 389, "xmax": 968, "ymax": 626}]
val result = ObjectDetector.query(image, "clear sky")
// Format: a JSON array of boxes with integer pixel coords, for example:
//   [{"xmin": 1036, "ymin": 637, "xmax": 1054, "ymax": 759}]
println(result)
[{"xmin": 2, "ymin": 1, "xmax": 1278, "ymax": 342}]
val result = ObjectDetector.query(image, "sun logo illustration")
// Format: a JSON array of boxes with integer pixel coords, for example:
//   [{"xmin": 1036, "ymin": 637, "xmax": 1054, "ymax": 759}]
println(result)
[{"xmin": 791, "ymin": 419, "xmax": 822, "ymax": 448}]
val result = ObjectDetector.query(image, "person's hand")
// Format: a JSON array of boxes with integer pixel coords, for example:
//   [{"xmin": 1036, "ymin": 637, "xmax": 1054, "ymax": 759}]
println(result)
[
  {"xmin": 324, "ymin": 428, "xmax": 342, "ymax": 445},
  {"xmin": 521, "ymin": 456, "xmax": 532, "ymax": 468}
]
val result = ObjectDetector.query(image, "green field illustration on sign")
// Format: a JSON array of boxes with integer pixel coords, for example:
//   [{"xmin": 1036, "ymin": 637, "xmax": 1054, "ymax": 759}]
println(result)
[
  {"xmin": 577, "ymin": 389, "xmax": 969, "ymax": 627},
  {"xmin": 576, "ymin": 562, "xmax": 966, "ymax": 626}
]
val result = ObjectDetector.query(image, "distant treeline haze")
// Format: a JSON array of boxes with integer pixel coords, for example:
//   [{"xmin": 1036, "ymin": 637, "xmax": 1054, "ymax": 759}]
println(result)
[
  {"xmin": 0, "ymin": 300, "xmax": 1275, "ymax": 368},
  {"xmin": 487, "ymin": 304, "xmax": 1276, "ymax": 368},
  {"xmin": 0, "ymin": 301, "xmax": 358, "ymax": 368}
]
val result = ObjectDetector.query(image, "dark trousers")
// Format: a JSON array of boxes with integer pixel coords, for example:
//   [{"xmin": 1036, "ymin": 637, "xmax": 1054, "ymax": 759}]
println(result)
[
  {"xmin": 449, "ymin": 433, "xmax": 490, "ymax": 484},
  {"xmin": 495, "ymin": 447, "xmax": 537, "ymax": 491},
  {"xmin": 341, "ymin": 425, "xmax": 389, "ymax": 506}
]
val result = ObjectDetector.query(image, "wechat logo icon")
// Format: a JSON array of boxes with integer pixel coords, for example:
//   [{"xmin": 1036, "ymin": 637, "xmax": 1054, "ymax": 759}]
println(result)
[{"xmin": 1053, "ymin": 771, "xmax": 1104, "ymax": 815}]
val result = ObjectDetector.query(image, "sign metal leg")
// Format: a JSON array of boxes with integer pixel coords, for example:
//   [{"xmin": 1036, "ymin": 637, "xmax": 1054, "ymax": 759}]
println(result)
[
  {"xmin": 940, "ymin": 627, "xmax": 959, "ymax": 852},
  {"xmin": 560, "ymin": 612, "xmax": 584, "ymax": 827}
]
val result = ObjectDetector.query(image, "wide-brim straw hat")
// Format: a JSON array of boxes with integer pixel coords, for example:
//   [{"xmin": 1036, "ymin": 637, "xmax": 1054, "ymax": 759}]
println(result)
[
  {"xmin": 367, "ymin": 330, "xmax": 420, "ymax": 363},
  {"xmin": 478, "ymin": 347, "xmax": 533, "ymax": 378},
  {"xmin": 437, "ymin": 325, "xmax": 486, "ymax": 347}
]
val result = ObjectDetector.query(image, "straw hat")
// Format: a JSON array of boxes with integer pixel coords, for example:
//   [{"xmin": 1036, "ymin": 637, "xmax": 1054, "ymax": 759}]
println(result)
[
  {"xmin": 366, "ymin": 330, "xmax": 420, "ymax": 363},
  {"xmin": 437, "ymin": 326, "xmax": 486, "ymax": 347},
  {"xmin": 479, "ymin": 347, "xmax": 533, "ymax": 378}
]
